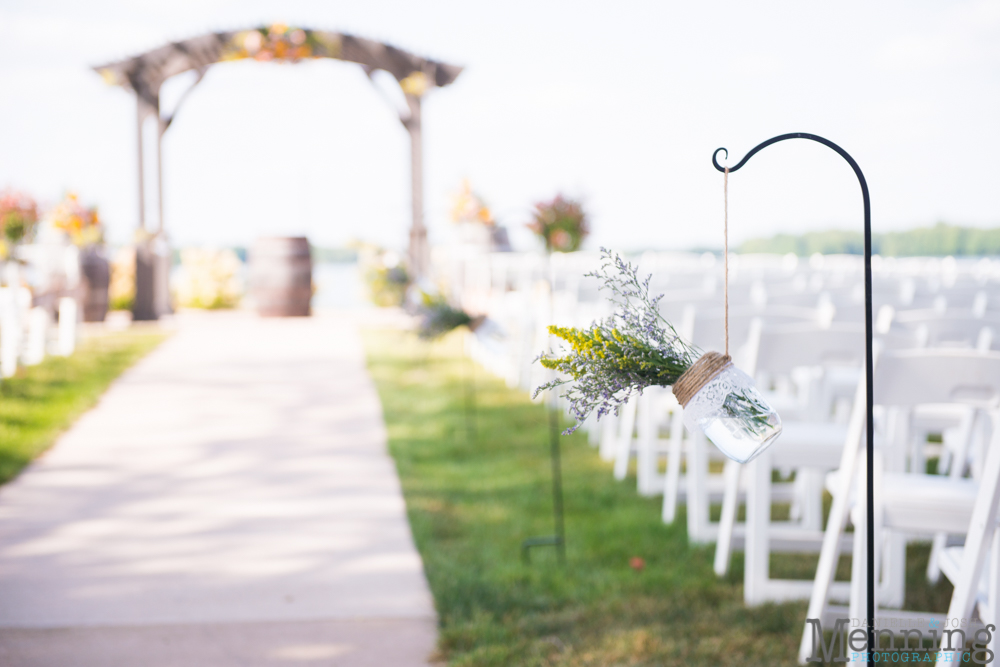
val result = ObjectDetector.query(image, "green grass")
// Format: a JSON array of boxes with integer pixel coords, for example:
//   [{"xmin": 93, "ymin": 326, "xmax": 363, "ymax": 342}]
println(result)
[
  {"xmin": 364, "ymin": 329, "xmax": 951, "ymax": 666},
  {"xmin": 0, "ymin": 328, "xmax": 167, "ymax": 485}
]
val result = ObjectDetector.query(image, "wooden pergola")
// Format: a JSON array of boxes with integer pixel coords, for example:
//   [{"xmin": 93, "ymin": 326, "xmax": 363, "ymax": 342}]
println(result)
[{"xmin": 95, "ymin": 25, "xmax": 462, "ymax": 319}]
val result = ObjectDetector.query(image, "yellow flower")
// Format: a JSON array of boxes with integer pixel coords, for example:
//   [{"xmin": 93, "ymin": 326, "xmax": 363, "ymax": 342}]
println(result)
[{"xmin": 400, "ymin": 71, "xmax": 429, "ymax": 97}]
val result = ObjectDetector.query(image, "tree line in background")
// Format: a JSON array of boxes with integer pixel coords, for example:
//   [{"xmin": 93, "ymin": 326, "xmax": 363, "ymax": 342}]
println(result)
[{"xmin": 739, "ymin": 223, "xmax": 1000, "ymax": 256}]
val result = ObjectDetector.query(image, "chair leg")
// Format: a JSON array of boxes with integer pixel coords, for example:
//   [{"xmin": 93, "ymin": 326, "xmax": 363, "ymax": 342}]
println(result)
[
  {"xmin": 927, "ymin": 532, "xmax": 947, "ymax": 584},
  {"xmin": 613, "ymin": 401, "xmax": 636, "ymax": 481},
  {"xmin": 636, "ymin": 393, "xmax": 655, "ymax": 496},
  {"xmin": 745, "ymin": 451, "xmax": 772, "ymax": 606},
  {"xmin": 599, "ymin": 413, "xmax": 618, "ymax": 461},
  {"xmin": 613, "ymin": 432, "xmax": 631, "ymax": 480},
  {"xmin": 714, "ymin": 459, "xmax": 742, "ymax": 577},
  {"xmin": 687, "ymin": 430, "xmax": 714, "ymax": 544},
  {"xmin": 848, "ymin": 464, "xmax": 869, "ymax": 629},
  {"xmin": 662, "ymin": 407, "xmax": 684, "ymax": 524},
  {"xmin": 798, "ymin": 468, "xmax": 824, "ymax": 533}
]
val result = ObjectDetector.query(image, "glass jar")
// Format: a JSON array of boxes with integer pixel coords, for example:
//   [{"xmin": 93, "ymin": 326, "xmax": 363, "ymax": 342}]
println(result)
[{"xmin": 682, "ymin": 364, "xmax": 782, "ymax": 463}]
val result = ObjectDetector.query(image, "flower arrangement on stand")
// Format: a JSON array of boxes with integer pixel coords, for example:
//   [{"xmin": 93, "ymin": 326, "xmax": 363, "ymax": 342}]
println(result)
[
  {"xmin": 50, "ymin": 193, "xmax": 103, "ymax": 247},
  {"xmin": 449, "ymin": 181, "xmax": 511, "ymax": 252},
  {"xmin": 535, "ymin": 249, "xmax": 781, "ymax": 463},
  {"xmin": 0, "ymin": 190, "xmax": 39, "ymax": 261},
  {"xmin": 450, "ymin": 180, "xmax": 494, "ymax": 227},
  {"xmin": 527, "ymin": 194, "xmax": 589, "ymax": 253},
  {"xmin": 415, "ymin": 292, "xmax": 481, "ymax": 340},
  {"xmin": 50, "ymin": 192, "xmax": 110, "ymax": 321}
]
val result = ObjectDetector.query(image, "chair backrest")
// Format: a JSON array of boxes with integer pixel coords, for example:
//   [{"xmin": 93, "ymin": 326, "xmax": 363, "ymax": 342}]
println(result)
[
  {"xmin": 688, "ymin": 305, "xmax": 821, "ymax": 356},
  {"xmin": 873, "ymin": 349, "xmax": 1000, "ymax": 409},
  {"xmin": 745, "ymin": 322, "xmax": 865, "ymax": 377}
]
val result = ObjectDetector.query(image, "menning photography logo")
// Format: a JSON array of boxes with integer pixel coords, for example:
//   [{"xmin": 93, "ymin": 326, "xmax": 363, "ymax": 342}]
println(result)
[{"xmin": 806, "ymin": 617, "xmax": 996, "ymax": 664}]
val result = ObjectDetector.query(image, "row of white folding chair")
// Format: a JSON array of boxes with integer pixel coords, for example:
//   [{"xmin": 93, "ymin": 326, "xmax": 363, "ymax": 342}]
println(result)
[
  {"xmin": 718, "ymin": 324, "xmax": 982, "ymax": 606},
  {"xmin": 0, "ymin": 287, "xmax": 77, "ymax": 379},
  {"xmin": 889, "ymin": 308, "xmax": 999, "ymax": 351},
  {"xmin": 798, "ymin": 348, "xmax": 1000, "ymax": 663}
]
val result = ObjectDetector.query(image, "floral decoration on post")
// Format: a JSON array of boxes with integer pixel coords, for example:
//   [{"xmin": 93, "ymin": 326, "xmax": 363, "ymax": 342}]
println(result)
[
  {"xmin": 449, "ymin": 180, "xmax": 494, "ymax": 226},
  {"xmin": 535, "ymin": 249, "xmax": 781, "ymax": 463},
  {"xmin": 0, "ymin": 190, "xmax": 39, "ymax": 258},
  {"xmin": 224, "ymin": 24, "xmax": 322, "ymax": 63},
  {"xmin": 51, "ymin": 193, "xmax": 103, "ymax": 247},
  {"xmin": 527, "ymin": 194, "xmax": 588, "ymax": 253}
]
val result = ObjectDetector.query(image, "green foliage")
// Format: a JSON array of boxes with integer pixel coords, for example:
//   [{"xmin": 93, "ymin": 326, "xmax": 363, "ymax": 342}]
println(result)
[
  {"xmin": 109, "ymin": 293, "xmax": 135, "ymax": 312},
  {"xmin": 0, "ymin": 330, "xmax": 167, "ymax": 485},
  {"xmin": 417, "ymin": 293, "xmax": 474, "ymax": 339},
  {"xmin": 365, "ymin": 329, "xmax": 953, "ymax": 665},
  {"xmin": 740, "ymin": 223, "xmax": 1000, "ymax": 256}
]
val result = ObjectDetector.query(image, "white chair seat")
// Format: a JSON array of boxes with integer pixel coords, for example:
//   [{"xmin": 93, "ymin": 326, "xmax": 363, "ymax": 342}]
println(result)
[
  {"xmin": 881, "ymin": 473, "xmax": 977, "ymax": 534},
  {"xmin": 827, "ymin": 469, "xmax": 976, "ymax": 535}
]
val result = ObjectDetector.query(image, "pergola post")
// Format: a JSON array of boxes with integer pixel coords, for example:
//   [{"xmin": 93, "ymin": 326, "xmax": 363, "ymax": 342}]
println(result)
[
  {"xmin": 135, "ymin": 97, "xmax": 147, "ymax": 232},
  {"xmin": 405, "ymin": 93, "xmax": 428, "ymax": 280},
  {"xmin": 132, "ymin": 93, "xmax": 172, "ymax": 322},
  {"xmin": 133, "ymin": 97, "xmax": 158, "ymax": 321}
]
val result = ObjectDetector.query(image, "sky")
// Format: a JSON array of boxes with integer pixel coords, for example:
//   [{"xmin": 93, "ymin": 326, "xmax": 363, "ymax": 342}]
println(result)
[{"xmin": 1, "ymin": 0, "xmax": 998, "ymax": 252}]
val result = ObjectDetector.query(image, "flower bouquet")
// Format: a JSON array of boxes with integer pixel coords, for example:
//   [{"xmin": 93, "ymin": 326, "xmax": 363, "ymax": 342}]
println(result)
[
  {"xmin": 535, "ymin": 249, "xmax": 781, "ymax": 464},
  {"xmin": 51, "ymin": 193, "xmax": 103, "ymax": 247},
  {"xmin": 0, "ymin": 190, "xmax": 39, "ymax": 259},
  {"xmin": 225, "ymin": 24, "xmax": 321, "ymax": 63},
  {"xmin": 527, "ymin": 195, "xmax": 588, "ymax": 253}
]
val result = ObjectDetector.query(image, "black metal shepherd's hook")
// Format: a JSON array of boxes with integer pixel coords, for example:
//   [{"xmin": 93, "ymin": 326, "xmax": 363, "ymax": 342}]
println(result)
[{"xmin": 713, "ymin": 133, "xmax": 875, "ymax": 662}]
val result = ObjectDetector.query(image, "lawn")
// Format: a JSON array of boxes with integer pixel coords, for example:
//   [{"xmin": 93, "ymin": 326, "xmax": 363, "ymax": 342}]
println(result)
[
  {"xmin": 0, "ymin": 327, "xmax": 168, "ymax": 486},
  {"xmin": 364, "ymin": 328, "xmax": 953, "ymax": 666}
]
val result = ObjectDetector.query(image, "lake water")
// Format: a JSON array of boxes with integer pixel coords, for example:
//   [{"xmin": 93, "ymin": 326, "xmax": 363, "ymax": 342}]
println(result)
[{"xmin": 312, "ymin": 262, "xmax": 365, "ymax": 309}]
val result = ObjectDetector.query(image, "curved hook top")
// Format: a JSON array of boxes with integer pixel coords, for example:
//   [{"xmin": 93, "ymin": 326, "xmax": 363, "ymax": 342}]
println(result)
[
  {"xmin": 711, "ymin": 132, "xmax": 868, "ymax": 194},
  {"xmin": 712, "ymin": 147, "xmax": 729, "ymax": 172}
]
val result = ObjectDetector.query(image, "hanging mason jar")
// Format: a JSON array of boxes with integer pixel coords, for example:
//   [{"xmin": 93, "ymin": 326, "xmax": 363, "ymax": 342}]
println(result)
[{"xmin": 673, "ymin": 351, "xmax": 782, "ymax": 464}]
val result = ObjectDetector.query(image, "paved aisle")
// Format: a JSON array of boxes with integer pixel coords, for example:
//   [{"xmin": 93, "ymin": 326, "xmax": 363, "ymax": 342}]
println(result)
[{"xmin": 0, "ymin": 312, "xmax": 436, "ymax": 666}]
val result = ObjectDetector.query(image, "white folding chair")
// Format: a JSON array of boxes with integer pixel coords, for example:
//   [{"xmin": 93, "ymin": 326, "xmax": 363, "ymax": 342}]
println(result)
[{"xmin": 799, "ymin": 349, "xmax": 1000, "ymax": 664}]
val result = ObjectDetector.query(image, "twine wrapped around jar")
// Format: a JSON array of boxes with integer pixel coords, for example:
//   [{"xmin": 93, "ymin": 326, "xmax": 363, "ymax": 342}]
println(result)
[{"xmin": 672, "ymin": 351, "xmax": 733, "ymax": 408}]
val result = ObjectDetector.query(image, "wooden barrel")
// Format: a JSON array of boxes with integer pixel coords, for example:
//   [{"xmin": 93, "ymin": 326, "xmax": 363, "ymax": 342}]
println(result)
[
  {"xmin": 250, "ymin": 237, "xmax": 312, "ymax": 317},
  {"xmin": 80, "ymin": 247, "xmax": 110, "ymax": 322}
]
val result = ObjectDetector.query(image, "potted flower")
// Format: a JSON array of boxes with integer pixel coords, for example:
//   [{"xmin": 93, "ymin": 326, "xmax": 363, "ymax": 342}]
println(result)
[
  {"xmin": 526, "ymin": 194, "xmax": 588, "ymax": 253},
  {"xmin": 51, "ymin": 193, "xmax": 108, "ymax": 321}
]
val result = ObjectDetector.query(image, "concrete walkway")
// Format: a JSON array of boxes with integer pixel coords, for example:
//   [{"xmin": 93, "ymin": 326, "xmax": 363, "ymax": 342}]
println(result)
[{"xmin": 0, "ymin": 311, "xmax": 436, "ymax": 666}]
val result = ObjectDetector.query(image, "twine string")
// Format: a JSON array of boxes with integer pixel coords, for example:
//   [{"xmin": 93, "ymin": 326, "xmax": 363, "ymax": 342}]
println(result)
[
  {"xmin": 670, "ymin": 165, "xmax": 734, "ymax": 404},
  {"xmin": 674, "ymin": 351, "xmax": 732, "ymax": 408},
  {"xmin": 724, "ymin": 166, "xmax": 729, "ymax": 358}
]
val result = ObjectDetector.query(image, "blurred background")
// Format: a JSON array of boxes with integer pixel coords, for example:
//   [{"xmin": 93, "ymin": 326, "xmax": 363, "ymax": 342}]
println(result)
[{"xmin": 1, "ymin": 0, "xmax": 998, "ymax": 257}]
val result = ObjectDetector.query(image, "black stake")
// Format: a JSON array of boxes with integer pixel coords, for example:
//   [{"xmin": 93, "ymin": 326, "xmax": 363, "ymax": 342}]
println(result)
[
  {"xmin": 712, "ymin": 133, "xmax": 874, "ymax": 662},
  {"xmin": 523, "ymin": 254, "xmax": 568, "ymax": 566},
  {"xmin": 522, "ymin": 399, "xmax": 566, "ymax": 565},
  {"xmin": 464, "ymin": 349, "xmax": 477, "ymax": 444}
]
